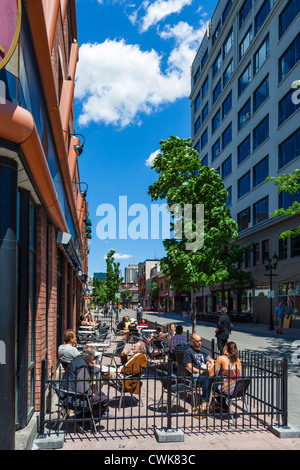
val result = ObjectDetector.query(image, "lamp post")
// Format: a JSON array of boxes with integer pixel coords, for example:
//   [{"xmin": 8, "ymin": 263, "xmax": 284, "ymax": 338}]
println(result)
[{"xmin": 264, "ymin": 252, "xmax": 279, "ymax": 331}]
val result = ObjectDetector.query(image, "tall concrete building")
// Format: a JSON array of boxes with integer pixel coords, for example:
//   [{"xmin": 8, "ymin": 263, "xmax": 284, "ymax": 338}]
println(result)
[
  {"xmin": 190, "ymin": 0, "xmax": 300, "ymax": 326},
  {"xmin": 124, "ymin": 264, "xmax": 138, "ymax": 283}
]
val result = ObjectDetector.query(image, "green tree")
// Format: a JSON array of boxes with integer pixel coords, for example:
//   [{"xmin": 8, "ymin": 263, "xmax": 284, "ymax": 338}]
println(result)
[
  {"xmin": 148, "ymin": 136, "xmax": 239, "ymax": 333},
  {"xmin": 105, "ymin": 249, "xmax": 124, "ymax": 304},
  {"xmin": 125, "ymin": 286, "xmax": 132, "ymax": 307},
  {"xmin": 151, "ymin": 281, "xmax": 159, "ymax": 306},
  {"xmin": 92, "ymin": 278, "xmax": 109, "ymax": 305},
  {"xmin": 266, "ymin": 169, "xmax": 300, "ymax": 239}
]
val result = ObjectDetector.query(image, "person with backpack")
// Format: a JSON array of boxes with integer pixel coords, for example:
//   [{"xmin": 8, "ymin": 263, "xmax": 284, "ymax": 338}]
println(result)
[{"xmin": 215, "ymin": 306, "xmax": 232, "ymax": 354}]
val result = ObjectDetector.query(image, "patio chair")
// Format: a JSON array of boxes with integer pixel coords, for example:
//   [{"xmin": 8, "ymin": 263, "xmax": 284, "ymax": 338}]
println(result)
[
  {"xmin": 155, "ymin": 369, "xmax": 194, "ymax": 410},
  {"xmin": 146, "ymin": 340, "xmax": 166, "ymax": 362},
  {"xmin": 108, "ymin": 370, "xmax": 144, "ymax": 410},
  {"xmin": 208, "ymin": 377, "xmax": 250, "ymax": 425},
  {"xmin": 102, "ymin": 341, "xmax": 125, "ymax": 367}
]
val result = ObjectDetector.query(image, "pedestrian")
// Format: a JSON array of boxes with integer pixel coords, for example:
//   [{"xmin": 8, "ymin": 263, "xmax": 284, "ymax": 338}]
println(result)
[
  {"xmin": 158, "ymin": 305, "xmax": 163, "ymax": 317},
  {"xmin": 215, "ymin": 306, "xmax": 231, "ymax": 354},
  {"xmin": 274, "ymin": 301, "xmax": 285, "ymax": 335},
  {"xmin": 135, "ymin": 303, "xmax": 143, "ymax": 324}
]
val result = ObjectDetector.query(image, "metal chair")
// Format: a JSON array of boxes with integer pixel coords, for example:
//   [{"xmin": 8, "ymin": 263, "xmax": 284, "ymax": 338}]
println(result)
[
  {"xmin": 209, "ymin": 377, "xmax": 250, "ymax": 425},
  {"xmin": 108, "ymin": 371, "xmax": 144, "ymax": 410},
  {"xmin": 102, "ymin": 341, "xmax": 125, "ymax": 367},
  {"xmin": 155, "ymin": 369, "xmax": 194, "ymax": 410}
]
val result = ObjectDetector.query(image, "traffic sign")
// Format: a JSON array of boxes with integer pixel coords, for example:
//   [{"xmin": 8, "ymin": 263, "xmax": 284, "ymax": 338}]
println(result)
[{"xmin": 267, "ymin": 290, "xmax": 274, "ymax": 298}]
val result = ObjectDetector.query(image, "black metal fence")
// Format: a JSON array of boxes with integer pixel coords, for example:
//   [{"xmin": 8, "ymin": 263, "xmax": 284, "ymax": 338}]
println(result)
[{"xmin": 38, "ymin": 342, "xmax": 288, "ymax": 437}]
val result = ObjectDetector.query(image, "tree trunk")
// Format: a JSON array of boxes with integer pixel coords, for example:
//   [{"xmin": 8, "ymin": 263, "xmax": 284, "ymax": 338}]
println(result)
[{"xmin": 192, "ymin": 288, "xmax": 197, "ymax": 334}]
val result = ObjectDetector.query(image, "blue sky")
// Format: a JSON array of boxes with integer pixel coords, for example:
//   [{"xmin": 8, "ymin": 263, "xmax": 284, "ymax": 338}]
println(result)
[{"xmin": 74, "ymin": 0, "xmax": 218, "ymax": 277}]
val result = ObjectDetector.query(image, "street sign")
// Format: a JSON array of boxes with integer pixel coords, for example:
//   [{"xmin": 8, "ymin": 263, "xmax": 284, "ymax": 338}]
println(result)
[
  {"xmin": 267, "ymin": 290, "xmax": 274, "ymax": 298},
  {"xmin": 115, "ymin": 293, "xmax": 121, "ymax": 299}
]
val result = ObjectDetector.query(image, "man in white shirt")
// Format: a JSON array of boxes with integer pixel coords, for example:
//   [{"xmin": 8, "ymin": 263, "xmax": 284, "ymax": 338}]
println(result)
[{"xmin": 58, "ymin": 329, "xmax": 80, "ymax": 366}]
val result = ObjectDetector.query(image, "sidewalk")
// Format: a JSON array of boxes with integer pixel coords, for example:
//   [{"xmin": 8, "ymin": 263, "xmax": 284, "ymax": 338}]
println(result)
[{"xmin": 56, "ymin": 309, "xmax": 300, "ymax": 451}]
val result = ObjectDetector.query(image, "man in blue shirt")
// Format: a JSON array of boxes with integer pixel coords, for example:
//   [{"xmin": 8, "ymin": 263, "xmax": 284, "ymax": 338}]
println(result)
[{"xmin": 274, "ymin": 301, "xmax": 285, "ymax": 335}]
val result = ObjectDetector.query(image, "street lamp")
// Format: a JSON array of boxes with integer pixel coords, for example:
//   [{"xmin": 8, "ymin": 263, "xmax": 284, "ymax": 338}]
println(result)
[{"xmin": 264, "ymin": 252, "xmax": 279, "ymax": 331}]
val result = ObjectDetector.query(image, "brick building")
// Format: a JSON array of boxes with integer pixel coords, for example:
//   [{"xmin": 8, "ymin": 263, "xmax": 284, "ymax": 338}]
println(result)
[{"xmin": 0, "ymin": 0, "xmax": 88, "ymax": 449}]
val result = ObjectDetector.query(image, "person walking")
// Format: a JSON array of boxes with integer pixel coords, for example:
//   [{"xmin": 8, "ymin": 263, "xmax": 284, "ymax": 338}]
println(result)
[
  {"xmin": 215, "ymin": 306, "xmax": 232, "ymax": 354},
  {"xmin": 274, "ymin": 301, "xmax": 285, "ymax": 335},
  {"xmin": 135, "ymin": 303, "xmax": 143, "ymax": 324}
]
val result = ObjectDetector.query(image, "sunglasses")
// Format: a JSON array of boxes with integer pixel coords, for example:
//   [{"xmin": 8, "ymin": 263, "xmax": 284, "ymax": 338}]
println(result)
[{"xmin": 193, "ymin": 339, "xmax": 202, "ymax": 342}]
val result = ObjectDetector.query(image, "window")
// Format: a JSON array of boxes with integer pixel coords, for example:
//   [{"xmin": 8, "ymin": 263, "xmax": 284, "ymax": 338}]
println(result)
[
  {"xmin": 194, "ymin": 91, "xmax": 201, "ymax": 113},
  {"xmin": 201, "ymin": 128, "xmax": 208, "ymax": 149},
  {"xmin": 202, "ymin": 76, "xmax": 208, "ymax": 98},
  {"xmin": 201, "ymin": 154, "xmax": 208, "ymax": 166},
  {"xmin": 223, "ymin": 59, "xmax": 233, "ymax": 87},
  {"xmin": 222, "ymin": 90, "xmax": 232, "ymax": 118},
  {"xmin": 255, "ymin": 0, "xmax": 270, "ymax": 35},
  {"xmin": 239, "ymin": 26, "xmax": 253, "ymax": 60},
  {"xmin": 253, "ymin": 242, "xmax": 260, "ymax": 266},
  {"xmin": 212, "ymin": 109, "xmax": 221, "ymax": 134},
  {"xmin": 213, "ymin": 51, "xmax": 222, "ymax": 77},
  {"xmin": 238, "ymin": 171, "xmax": 251, "ymax": 198},
  {"xmin": 223, "ymin": 28, "xmax": 233, "ymax": 58},
  {"xmin": 279, "ymin": 185, "xmax": 300, "ymax": 209},
  {"xmin": 239, "ymin": 0, "xmax": 252, "ymax": 29},
  {"xmin": 202, "ymin": 102, "xmax": 209, "ymax": 122},
  {"xmin": 278, "ymin": 128, "xmax": 300, "ymax": 168},
  {"xmin": 253, "ymin": 115, "xmax": 269, "ymax": 150},
  {"xmin": 254, "ymin": 35, "xmax": 270, "ymax": 74},
  {"xmin": 291, "ymin": 236, "xmax": 300, "ymax": 257},
  {"xmin": 201, "ymin": 49, "xmax": 208, "ymax": 69},
  {"xmin": 279, "ymin": 0, "xmax": 300, "ymax": 39},
  {"xmin": 212, "ymin": 21, "xmax": 221, "ymax": 46},
  {"xmin": 222, "ymin": 155, "xmax": 232, "ymax": 179},
  {"xmin": 279, "ymin": 87, "xmax": 300, "ymax": 126},
  {"xmin": 253, "ymin": 196, "xmax": 269, "ymax": 225},
  {"xmin": 253, "ymin": 155, "xmax": 269, "ymax": 188},
  {"xmin": 278, "ymin": 33, "xmax": 300, "ymax": 82},
  {"xmin": 213, "ymin": 80, "xmax": 222, "ymax": 103},
  {"xmin": 238, "ymin": 63, "xmax": 251, "ymax": 96},
  {"xmin": 237, "ymin": 207, "xmax": 251, "ymax": 231},
  {"xmin": 194, "ymin": 140, "xmax": 200, "ymax": 153},
  {"xmin": 194, "ymin": 66, "xmax": 200, "ymax": 85},
  {"xmin": 194, "ymin": 116, "xmax": 201, "ymax": 135},
  {"xmin": 238, "ymin": 134, "xmax": 251, "ymax": 165},
  {"xmin": 279, "ymin": 238, "xmax": 288, "ymax": 260},
  {"xmin": 222, "ymin": 123, "xmax": 232, "ymax": 149},
  {"xmin": 223, "ymin": 0, "xmax": 232, "ymax": 23},
  {"xmin": 226, "ymin": 186, "xmax": 232, "ymax": 207},
  {"xmin": 238, "ymin": 99, "xmax": 251, "ymax": 131},
  {"xmin": 262, "ymin": 239, "xmax": 269, "ymax": 263},
  {"xmin": 253, "ymin": 75, "xmax": 269, "ymax": 113},
  {"xmin": 212, "ymin": 138, "xmax": 221, "ymax": 161}
]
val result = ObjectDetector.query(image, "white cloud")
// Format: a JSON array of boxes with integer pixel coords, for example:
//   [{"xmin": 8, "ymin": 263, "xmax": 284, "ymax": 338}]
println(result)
[
  {"xmin": 139, "ymin": 0, "xmax": 193, "ymax": 32},
  {"xmin": 75, "ymin": 20, "xmax": 206, "ymax": 128},
  {"xmin": 145, "ymin": 149, "xmax": 160, "ymax": 167},
  {"xmin": 104, "ymin": 252, "xmax": 132, "ymax": 260}
]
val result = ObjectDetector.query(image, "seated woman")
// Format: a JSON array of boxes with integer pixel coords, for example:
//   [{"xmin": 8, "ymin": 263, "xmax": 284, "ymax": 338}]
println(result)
[
  {"xmin": 207, "ymin": 341, "xmax": 241, "ymax": 396},
  {"xmin": 138, "ymin": 318, "xmax": 148, "ymax": 329},
  {"xmin": 153, "ymin": 326, "xmax": 167, "ymax": 341},
  {"xmin": 116, "ymin": 316, "xmax": 130, "ymax": 335}
]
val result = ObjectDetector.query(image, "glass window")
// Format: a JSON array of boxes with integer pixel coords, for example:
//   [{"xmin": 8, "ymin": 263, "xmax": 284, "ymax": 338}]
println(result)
[
  {"xmin": 223, "ymin": 0, "xmax": 232, "ymax": 23},
  {"xmin": 202, "ymin": 102, "xmax": 209, "ymax": 122},
  {"xmin": 253, "ymin": 75, "xmax": 269, "ymax": 113},
  {"xmin": 238, "ymin": 99, "xmax": 251, "ymax": 131},
  {"xmin": 222, "ymin": 90, "xmax": 232, "ymax": 118},
  {"xmin": 279, "ymin": 238, "xmax": 288, "ymax": 260},
  {"xmin": 291, "ymin": 236, "xmax": 300, "ymax": 257},
  {"xmin": 201, "ymin": 49, "xmax": 208, "ymax": 69},
  {"xmin": 213, "ymin": 51, "xmax": 222, "ymax": 77},
  {"xmin": 239, "ymin": 0, "xmax": 252, "ymax": 29},
  {"xmin": 279, "ymin": 186, "xmax": 300, "ymax": 209},
  {"xmin": 239, "ymin": 26, "xmax": 253, "ymax": 60},
  {"xmin": 262, "ymin": 239, "xmax": 269, "ymax": 263},
  {"xmin": 201, "ymin": 128, "xmax": 208, "ymax": 149},
  {"xmin": 278, "ymin": 87, "xmax": 300, "ymax": 126},
  {"xmin": 223, "ymin": 28, "xmax": 233, "ymax": 58},
  {"xmin": 194, "ymin": 91, "xmax": 201, "ymax": 113},
  {"xmin": 253, "ymin": 242, "xmax": 260, "ymax": 266},
  {"xmin": 194, "ymin": 66, "xmax": 200, "ymax": 85},
  {"xmin": 278, "ymin": 33, "xmax": 300, "ymax": 82},
  {"xmin": 201, "ymin": 154, "xmax": 208, "ymax": 166},
  {"xmin": 253, "ymin": 115, "xmax": 269, "ymax": 150},
  {"xmin": 212, "ymin": 21, "xmax": 221, "ymax": 45},
  {"xmin": 222, "ymin": 155, "xmax": 232, "ymax": 179},
  {"xmin": 278, "ymin": 128, "xmax": 300, "ymax": 168},
  {"xmin": 213, "ymin": 80, "xmax": 222, "ymax": 103},
  {"xmin": 223, "ymin": 59, "xmax": 233, "ymax": 87},
  {"xmin": 238, "ymin": 134, "xmax": 251, "ymax": 165},
  {"xmin": 255, "ymin": 0, "xmax": 270, "ymax": 35},
  {"xmin": 194, "ymin": 140, "xmax": 200, "ymax": 153},
  {"xmin": 212, "ymin": 138, "xmax": 221, "ymax": 161},
  {"xmin": 238, "ymin": 171, "xmax": 251, "ymax": 198},
  {"xmin": 202, "ymin": 76, "xmax": 209, "ymax": 98},
  {"xmin": 279, "ymin": 0, "xmax": 300, "ymax": 39},
  {"xmin": 238, "ymin": 63, "xmax": 251, "ymax": 96},
  {"xmin": 212, "ymin": 109, "xmax": 221, "ymax": 134},
  {"xmin": 237, "ymin": 207, "xmax": 251, "ymax": 231},
  {"xmin": 222, "ymin": 123, "xmax": 232, "ymax": 149},
  {"xmin": 194, "ymin": 116, "xmax": 200, "ymax": 135},
  {"xmin": 253, "ymin": 155, "xmax": 269, "ymax": 188},
  {"xmin": 253, "ymin": 196, "xmax": 269, "ymax": 224},
  {"xmin": 254, "ymin": 35, "xmax": 270, "ymax": 74},
  {"xmin": 226, "ymin": 186, "xmax": 232, "ymax": 207}
]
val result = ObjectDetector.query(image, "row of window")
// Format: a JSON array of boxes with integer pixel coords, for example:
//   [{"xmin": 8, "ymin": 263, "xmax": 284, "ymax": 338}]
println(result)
[
  {"xmin": 237, "ymin": 195, "xmax": 269, "ymax": 231},
  {"xmin": 242, "ymin": 235, "xmax": 300, "ymax": 270}
]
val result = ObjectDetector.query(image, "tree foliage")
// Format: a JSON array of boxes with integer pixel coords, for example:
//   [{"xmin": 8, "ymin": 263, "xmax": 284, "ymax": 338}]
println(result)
[{"xmin": 105, "ymin": 249, "xmax": 123, "ymax": 304}]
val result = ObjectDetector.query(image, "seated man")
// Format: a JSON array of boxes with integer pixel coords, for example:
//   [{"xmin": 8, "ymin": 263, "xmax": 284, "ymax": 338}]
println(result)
[
  {"xmin": 58, "ymin": 329, "xmax": 80, "ymax": 367},
  {"xmin": 110, "ymin": 342, "xmax": 147, "ymax": 394},
  {"xmin": 61, "ymin": 346, "xmax": 109, "ymax": 420},
  {"xmin": 168, "ymin": 325, "xmax": 187, "ymax": 361},
  {"xmin": 183, "ymin": 334, "xmax": 212, "ymax": 403}
]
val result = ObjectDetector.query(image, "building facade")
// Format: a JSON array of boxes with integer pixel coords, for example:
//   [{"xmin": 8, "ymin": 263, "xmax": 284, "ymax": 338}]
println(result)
[
  {"xmin": 0, "ymin": 0, "xmax": 88, "ymax": 449},
  {"xmin": 124, "ymin": 263, "xmax": 138, "ymax": 283},
  {"xmin": 190, "ymin": 0, "xmax": 300, "ymax": 326}
]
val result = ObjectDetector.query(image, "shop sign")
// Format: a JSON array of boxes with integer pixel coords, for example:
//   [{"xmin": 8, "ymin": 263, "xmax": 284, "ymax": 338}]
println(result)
[{"xmin": 0, "ymin": 0, "xmax": 22, "ymax": 70}]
